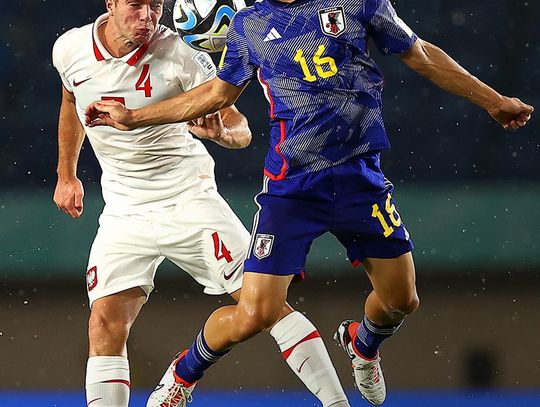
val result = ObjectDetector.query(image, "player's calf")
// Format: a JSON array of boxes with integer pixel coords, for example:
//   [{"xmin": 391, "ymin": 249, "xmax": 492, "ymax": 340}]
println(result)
[{"xmin": 88, "ymin": 314, "xmax": 131, "ymax": 355}]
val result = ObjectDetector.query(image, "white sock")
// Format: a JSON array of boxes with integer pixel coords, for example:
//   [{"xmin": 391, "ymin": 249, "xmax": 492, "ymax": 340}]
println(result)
[
  {"xmin": 270, "ymin": 312, "xmax": 350, "ymax": 407},
  {"xmin": 86, "ymin": 356, "xmax": 130, "ymax": 407}
]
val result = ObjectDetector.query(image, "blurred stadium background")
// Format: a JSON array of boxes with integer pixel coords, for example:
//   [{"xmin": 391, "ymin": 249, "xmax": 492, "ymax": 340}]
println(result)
[{"xmin": 0, "ymin": 0, "xmax": 539, "ymax": 405}]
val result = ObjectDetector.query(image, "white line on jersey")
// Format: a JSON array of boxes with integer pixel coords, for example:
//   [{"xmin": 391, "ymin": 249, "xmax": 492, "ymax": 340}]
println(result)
[{"xmin": 263, "ymin": 27, "xmax": 282, "ymax": 42}]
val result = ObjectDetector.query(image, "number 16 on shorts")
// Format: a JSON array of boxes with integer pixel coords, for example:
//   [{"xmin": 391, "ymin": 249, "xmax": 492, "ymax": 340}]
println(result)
[{"xmin": 372, "ymin": 193, "xmax": 409, "ymax": 239}]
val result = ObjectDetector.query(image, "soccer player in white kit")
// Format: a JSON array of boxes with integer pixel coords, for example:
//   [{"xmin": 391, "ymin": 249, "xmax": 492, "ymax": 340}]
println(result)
[{"xmin": 52, "ymin": 1, "xmax": 351, "ymax": 406}]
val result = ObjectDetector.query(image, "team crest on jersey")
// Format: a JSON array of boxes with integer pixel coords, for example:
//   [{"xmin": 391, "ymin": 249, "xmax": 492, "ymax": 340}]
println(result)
[
  {"xmin": 318, "ymin": 6, "xmax": 347, "ymax": 38},
  {"xmin": 86, "ymin": 266, "xmax": 98, "ymax": 292},
  {"xmin": 253, "ymin": 234, "xmax": 274, "ymax": 259}
]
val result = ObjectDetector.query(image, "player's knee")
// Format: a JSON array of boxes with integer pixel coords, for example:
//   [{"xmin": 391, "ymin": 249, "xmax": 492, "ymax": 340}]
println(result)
[
  {"xmin": 384, "ymin": 292, "xmax": 420, "ymax": 318},
  {"xmin": 232, "ymin": 308, "xmax": 281, "ymax": 342}
]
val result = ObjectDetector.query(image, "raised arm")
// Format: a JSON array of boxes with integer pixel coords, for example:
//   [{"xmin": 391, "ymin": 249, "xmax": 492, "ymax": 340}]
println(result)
[
  {"xmin": 400, "ymin": 38, "xmax": 534, "ymax": 130},
  {"xmin": 54, "ymin": 86, "xmax": 85, "ymax": 218},
  {"xmin": 85, "ymin": 77, "xmax": 245, "ymax": 131}
]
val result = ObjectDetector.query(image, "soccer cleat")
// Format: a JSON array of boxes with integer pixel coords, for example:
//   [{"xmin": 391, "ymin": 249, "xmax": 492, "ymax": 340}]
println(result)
[
  {"xmin": 146, "ymin": 351, "xmax": 197, "ymax": 407},
  {"xmin": 334, "ymin": 320, "xmax": 386, "ymax": 406}
]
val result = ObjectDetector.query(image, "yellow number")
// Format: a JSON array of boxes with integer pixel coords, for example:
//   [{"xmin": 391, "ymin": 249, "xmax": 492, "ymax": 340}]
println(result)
[
  {"xmin": 314, "ymin": 45, "xmax": 338, "ymax": 79},
  {"xmin": 218, "ymin": 45, "xmax": 228, "ymax": 69},
  {"xmin": 293, "ymin": 49, "xmax": 317, "ymax": 82},
  {"xmin": 294, "ymin": 45, "xmax": 338, "ymax": 82},
  {"xmin": 372, "ymin": 193, "xmax": 402, "ymax": 237},
  {"xmin": 385, "ymin": 193, "xmax": 402, "ymax": 227},
  {"xmin": 372, "ymin": 203, "xmax": 394, "ymax": 238}
]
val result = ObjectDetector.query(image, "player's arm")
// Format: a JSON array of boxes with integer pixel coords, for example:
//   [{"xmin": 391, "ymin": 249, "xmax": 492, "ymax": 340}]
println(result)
[
  {"xmin": 400, "ymin": 38, "xmax": 534, "ymax": 129},
  {"xmin": 54, "ymin": 86, "xmax": 85, "ymax": 218},
  {"xmin": 188, "ymin": 105, "xmax": 251, "ymax": 149},
  {"xmin": 85, "ymin": 77, "xmax": 245, "ymax": 131}
]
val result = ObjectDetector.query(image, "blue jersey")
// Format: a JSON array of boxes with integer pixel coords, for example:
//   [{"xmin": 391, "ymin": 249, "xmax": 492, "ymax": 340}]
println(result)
[{"xmin": 218, "ymin": 0, "xmax": 417, "ymax": 180}]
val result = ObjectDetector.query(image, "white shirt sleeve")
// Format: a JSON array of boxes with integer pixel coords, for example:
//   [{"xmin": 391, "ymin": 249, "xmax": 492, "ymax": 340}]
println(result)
[
  {"xmin": 52, "ymin": 34, "xmax": 74, "ymax": 93},
  {"xmin": 173, "ymin": 41, "xmax": 217, "ymax": 92}
]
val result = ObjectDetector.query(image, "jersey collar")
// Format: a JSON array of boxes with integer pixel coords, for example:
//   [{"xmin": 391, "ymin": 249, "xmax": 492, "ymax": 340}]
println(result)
[
  {"xmin": 266, "ymin": 0, "xmax": 311, "ymax": 8},
  {"xmin": 92, "ymin": 13, "xmax": 152, "ymax": 66}
]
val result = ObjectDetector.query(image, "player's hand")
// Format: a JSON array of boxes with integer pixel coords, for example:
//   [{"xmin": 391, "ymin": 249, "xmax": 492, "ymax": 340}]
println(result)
[
  {"xmin": 487, "ymin": 97, "xmax": 534, "ymax": 130},
  {"xmin": 188, "ymin": 111, "xmax": 228, "ymax": 144},
  {"xmin": 85, "ymin": 100, "xmax": 135, "ymax": 131},
  {"xmin": 54, "ymin": 177, "xmax": 84, "ymax": 219}
]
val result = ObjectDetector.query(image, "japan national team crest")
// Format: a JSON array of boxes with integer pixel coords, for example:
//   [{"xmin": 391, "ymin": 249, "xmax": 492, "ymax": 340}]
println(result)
[
  {"xmin": 318, "ymin": 6, "xmax": 347, "ymax": 38},
  {"xmin": 86, "ymin": 266, "xmax": 98, "ymax": 292},
  {"xmin": 253, "ymin": 234, "xmax": 274, "ymax": 259}
]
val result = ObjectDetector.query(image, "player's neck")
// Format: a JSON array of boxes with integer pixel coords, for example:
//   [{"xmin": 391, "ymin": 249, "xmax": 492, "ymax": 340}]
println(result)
[
  {"xmin": 99, "ymin": 20, "xmax": 140, "ymax": 58},
  {"xmin": 276, "ymin": 0, "xmax": 296, "ymax": 3}
]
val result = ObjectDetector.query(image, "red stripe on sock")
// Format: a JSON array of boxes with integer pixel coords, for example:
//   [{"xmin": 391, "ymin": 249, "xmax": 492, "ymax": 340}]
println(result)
[
  {"xmin": 282, "ymin": 330, "xmax": 321, "ymax": 360},
  {"xmin": 87, "ymin": 398, "xmax": 102, "ymax": 406},
  {"xmin": 103, "ymin": 379, "xmax": 131, "ymax": 388}
]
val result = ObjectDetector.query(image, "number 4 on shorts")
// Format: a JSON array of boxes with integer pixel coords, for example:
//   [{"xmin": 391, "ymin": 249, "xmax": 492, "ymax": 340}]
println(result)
[{"xmin": 212, "ymin": 232, "xmax": 233, "ymax": 263}]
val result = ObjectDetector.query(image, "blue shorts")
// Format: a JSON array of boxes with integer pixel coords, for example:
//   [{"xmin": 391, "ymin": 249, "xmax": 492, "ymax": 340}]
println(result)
[{"xmin": 244, "ymin": 152, "xmax": 413, "ymax": 277}]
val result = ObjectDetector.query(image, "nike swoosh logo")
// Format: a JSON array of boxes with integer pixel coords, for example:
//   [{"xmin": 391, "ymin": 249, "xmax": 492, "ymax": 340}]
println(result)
[
  {"xmin": 87, "ymin": 398, "xmax": 102, "ymax": 406},
  {"xmin": 73, "ymin": 77, "xmax": 92, "ymax": 87},
  {"xmin": 153, "ymin": 383, "xmax": 164, "ymax": 392},
  {"xmin": 297, "ymin": 356, "xmax": 310, "ymax": 373},
  {"xmin": 224, "ymin": 265, "xmax": 241, "ymax": 281}
]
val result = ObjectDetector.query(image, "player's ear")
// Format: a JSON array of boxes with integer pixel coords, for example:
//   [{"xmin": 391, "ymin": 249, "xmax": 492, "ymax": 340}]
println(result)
[{"xmin": 105, "ymin": 0, "xmax": 115, "ymax": 15}]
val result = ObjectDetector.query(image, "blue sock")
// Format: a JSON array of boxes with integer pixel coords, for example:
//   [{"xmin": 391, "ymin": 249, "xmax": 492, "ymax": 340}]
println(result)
[
  {"xmin": 353, "ymin": 315, "xmax": 402, "ymax": 359},
  {"xmin": 175, "ymin": 330, "xmax": 230, "ymax": 384}
]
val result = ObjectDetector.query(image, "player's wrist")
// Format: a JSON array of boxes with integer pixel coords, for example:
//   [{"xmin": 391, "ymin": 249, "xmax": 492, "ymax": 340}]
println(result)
[
  {"xmin": 127, "ymin": 108, "xmax": 142, "ymax": 128},
  {"xmin": 56, "ymin": 168, "xmax": 78, "ymax": 181},
  {"xmin": 474, "ymin": 86, "xmax": 504, "ymax": 112}
]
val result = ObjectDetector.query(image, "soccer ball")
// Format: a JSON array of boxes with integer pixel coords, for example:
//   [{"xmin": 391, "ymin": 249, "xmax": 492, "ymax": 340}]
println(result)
[{"xmin": 173, "ymin": 0, "xmax": 246, "ymax": 53}]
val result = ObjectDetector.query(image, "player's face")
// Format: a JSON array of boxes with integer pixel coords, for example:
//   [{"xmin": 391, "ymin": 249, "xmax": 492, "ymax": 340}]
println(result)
[{"xmin": 109, "ymin": 0, "xmax": 164, "ymax": 45}]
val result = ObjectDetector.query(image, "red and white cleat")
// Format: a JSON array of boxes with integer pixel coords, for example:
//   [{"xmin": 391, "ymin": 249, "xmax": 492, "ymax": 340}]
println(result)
[
  {"xmin": 334, "ymin": 320, "xmax": 386, "ymax": 406},
  {"xmin": 146, "ymin": 351, "xmax": 196, "ymax": 407}
]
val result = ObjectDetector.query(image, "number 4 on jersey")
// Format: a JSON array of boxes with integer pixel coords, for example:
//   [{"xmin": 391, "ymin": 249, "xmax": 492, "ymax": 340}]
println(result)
[
  {"xmin": 212, "ymin": 232, "xmax": 233, "ymax": 263},
  {"xmin": 135, "ymin": 64, "xmax": 152, "ymax": 97}
]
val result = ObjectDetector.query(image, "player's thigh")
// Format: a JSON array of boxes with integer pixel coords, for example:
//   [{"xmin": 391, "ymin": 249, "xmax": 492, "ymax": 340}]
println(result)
[
  {"xmin": 363, "ymin": 252, "xmax": 417, "ymax": 307},
  {"xmin": 245, "ymin": 178, "xmax": 329, "ymax": 277},
  {"xmin": 161, "ymin": 188, "xmax": 250, "ymax": 296},
  {"xmin": 87, "ymin": 213, "xmax": 163, "ymax": 308},
  {"xmin": 332, "ymin": 155, "xmax": 413, "ymax": 266}
]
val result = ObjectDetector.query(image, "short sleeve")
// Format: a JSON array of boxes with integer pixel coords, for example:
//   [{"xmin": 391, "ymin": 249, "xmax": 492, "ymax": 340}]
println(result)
[
  {"xmin": 216, "ymin": 12, "xmax": 257, "ymax": 87},
  {"xmin": 364, "ymin": 0, "xmax": 417, "ymax": 55},
  {"xmin": 52, "ymin": 35, "xmax": 74, "ymax": 93},
  {"xmin": 173, "ymin": 42, "xmax": 216, "ymax": 92}
]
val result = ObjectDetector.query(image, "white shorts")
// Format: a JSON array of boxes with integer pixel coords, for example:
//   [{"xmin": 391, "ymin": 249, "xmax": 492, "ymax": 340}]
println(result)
[{"xmin": 85, "ymin": 187, "xmax": 250, "ymax": 307}]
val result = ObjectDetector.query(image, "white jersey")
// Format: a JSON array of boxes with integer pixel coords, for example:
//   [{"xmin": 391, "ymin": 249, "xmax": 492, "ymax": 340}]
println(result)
[{"xmin": 52, "ymin": 14, "xmax": 218, "ymax": 212}]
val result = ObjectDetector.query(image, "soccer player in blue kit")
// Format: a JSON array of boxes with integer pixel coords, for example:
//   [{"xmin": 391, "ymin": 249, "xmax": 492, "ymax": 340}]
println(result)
[{"xmin": 87, "ymin": 0, "xmax": 534, "ymax": 405}]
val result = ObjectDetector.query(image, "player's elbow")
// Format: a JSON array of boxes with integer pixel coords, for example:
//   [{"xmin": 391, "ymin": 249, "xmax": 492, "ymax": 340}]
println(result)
[{"xmin": 236, "ymin": 118, "xmax": 252, "ymax": 149}]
